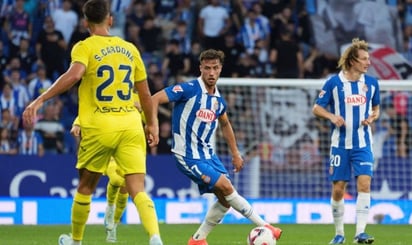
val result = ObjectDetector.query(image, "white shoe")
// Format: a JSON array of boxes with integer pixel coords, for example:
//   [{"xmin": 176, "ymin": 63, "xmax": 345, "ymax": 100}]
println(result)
[
  {"xmin": 149, "ymin": 234, "xmax": 163, "ymax": 245},
  {"xmin": 104, "ymin": 205, "xmax": 115, "ymax": 230},
  {"xmin": 58, "ymin": 234, "xmax": 73, "ymax": 245},
  {"xmin": 106, "ymin": 223, "xmax": 117, "ymax": 243}
]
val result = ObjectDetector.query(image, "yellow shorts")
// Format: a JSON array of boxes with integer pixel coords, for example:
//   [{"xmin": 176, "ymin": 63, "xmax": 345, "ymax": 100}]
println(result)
[{"xmin": 77, "ymin": 129, "xmax": 146, "ymax": 175}]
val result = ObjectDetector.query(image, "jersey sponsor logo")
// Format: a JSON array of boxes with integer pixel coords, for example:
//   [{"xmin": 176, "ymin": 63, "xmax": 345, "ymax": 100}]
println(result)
[
  {"xmin": 196, "ymin": 109, "xmax": 216, "ymax": 122},
  {"xmin": 172, "ymin": 85, "xmax": 183, "ymax": 93},
  {"xmin": 94, "ymin": 106, "xmax": 136, "ymax": 113},
  {"xmin": 318, "ymin": 90, "xmax": 326, "ymax": 98},
  {"xmin": 345, "ymin": 95, "xmax": 366, "ymax": 106}
]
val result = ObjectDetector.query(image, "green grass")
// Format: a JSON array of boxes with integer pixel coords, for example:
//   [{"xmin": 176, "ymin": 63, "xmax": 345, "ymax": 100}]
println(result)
[{"xmin": 0, "ymin": 224, "xmax": 410, "ymax": 244}]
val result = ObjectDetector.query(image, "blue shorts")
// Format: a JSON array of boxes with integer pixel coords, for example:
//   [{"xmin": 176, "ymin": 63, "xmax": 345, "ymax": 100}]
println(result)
[
  {"xmin": 174, "ymin": 154, "xmax": 231, "ymax": 194},
  {"xmin": 329, "ymin": 146, "xmax": 374, "ymax": 182}
]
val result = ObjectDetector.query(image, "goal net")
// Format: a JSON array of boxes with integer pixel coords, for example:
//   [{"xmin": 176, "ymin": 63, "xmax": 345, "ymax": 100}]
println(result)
[{"xmin": 215, "ymin": 78, "xmax": 412, "ymax": 200}]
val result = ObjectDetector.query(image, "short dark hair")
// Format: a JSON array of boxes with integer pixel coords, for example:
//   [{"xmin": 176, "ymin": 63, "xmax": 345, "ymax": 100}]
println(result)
[
  {"xmin": 83, "ymin": 0, "xmax": 110, "ymax": 24},
  {"xmin": 199, "ymin": 49, "xmax": 225, "ymax": 64}
]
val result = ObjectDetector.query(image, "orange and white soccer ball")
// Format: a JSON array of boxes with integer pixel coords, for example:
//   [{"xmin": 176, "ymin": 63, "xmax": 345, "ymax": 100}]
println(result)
[{"xmin": 247, "ymin": 226, "xmax": 276, "ymax": 245}]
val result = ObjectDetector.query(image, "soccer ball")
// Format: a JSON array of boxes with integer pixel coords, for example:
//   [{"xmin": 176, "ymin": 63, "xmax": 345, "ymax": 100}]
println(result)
[{"xmin": 247, "ymin": 226, "xmax": 276, "ymax": 245}]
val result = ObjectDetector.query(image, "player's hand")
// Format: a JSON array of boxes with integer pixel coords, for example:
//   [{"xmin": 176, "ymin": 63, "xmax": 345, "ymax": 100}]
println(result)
[
  {"xmin": 361, "ymin": 114, "xmax": 375, "ymax": 126},
  {"xmin": 22, "ymin": 100, "xmax": 43, "ymax": 127},
  {"xmin": 70, "ymin": 125, "xmax": 81, "ymax": 137},
  {"xmin": 330, "ymin": 115, "xmax": 345, "ymax": 127},
  {"xmin": 145, "ymin": 124, "xmax": 159, "ymax": 147},
  {"xmin": 232, "ymin": 153, "xmax": 244, "ymax": 173}
]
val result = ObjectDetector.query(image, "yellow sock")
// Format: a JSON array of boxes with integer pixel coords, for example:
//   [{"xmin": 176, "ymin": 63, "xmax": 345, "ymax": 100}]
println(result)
[
  {"xmin": 115, "ymin": 192, "xmax": 128, "ymax": 223},
  {"xmin": 71, "ymin": 192, "xmax": 92, "ymax": 241},
  {"xmin": 133, "ymin": 192, "xmax": 160, "ymax": 237},
  {"xmin": 106, "ymin": 182, "xmax": 120, "ymax": 206}
]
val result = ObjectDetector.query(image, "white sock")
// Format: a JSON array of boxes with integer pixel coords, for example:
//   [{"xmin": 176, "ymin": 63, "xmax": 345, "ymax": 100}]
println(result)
[
  {"xmin": 192, "ymin": 201, "xmax": 229, "ymax": 240},
  {"xmin": 355, "ymin": 192, "xmax": 370, "ymax": 236},
  {"xmin": 331, "ymin": 198, "xmax": 345, "ymax": 236},
  {"xmin": 225, "ymin": 191, "xmax": 266, "ymax": 226}
]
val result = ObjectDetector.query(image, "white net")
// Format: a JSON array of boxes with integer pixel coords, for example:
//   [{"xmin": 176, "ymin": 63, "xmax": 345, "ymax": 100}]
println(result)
[{"xmin": 216, "ymin": 78, "xmax": 412, "ymax": 200}]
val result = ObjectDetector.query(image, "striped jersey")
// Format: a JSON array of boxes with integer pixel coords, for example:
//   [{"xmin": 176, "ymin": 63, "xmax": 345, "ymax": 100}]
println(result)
[
  {"xmin": 315, "ymin": 71, "xmax": 380, "ymax": 149},
  {"xmin": 164, "ymin": 78, "xmax": 227, "ymax": 159},
  {"xmin": 17, "ymin": 130, "xmax": 43, "ymax": 155}
]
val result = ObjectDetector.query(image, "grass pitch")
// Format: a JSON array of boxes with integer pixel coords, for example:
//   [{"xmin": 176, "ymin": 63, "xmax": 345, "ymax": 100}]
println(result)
[{"xmin": 0, "ymin": 223, "xmax": 410, "ymax": 244}]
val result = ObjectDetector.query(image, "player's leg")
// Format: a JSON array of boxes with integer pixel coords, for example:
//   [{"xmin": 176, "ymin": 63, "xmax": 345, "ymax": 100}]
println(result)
[
  {"xmin": 352, "ymin": 147, "xmax": 374, "ymax": 244},
  {"xmin": 59, "ymin": 131, "xmax": 113, "ymax": 245},
  {"xmin": 59, "ymin": 169, "xmax": 102, "ymax": 245},
  {"xmin": 104, "ymin": 159, "xmax": 124, "ymax": 231},
  {"xmin": 117, "ymin": 129, "xmax": 162, "ymax": 245},
  {"xmin": 214, "ymin": 176, "xmax": 282, "ymax": 240},
  {"xmin": 329, "ymin": 147, "xmax": 351, "ymax": 244},
  {"xmin": 125, "ymin": 173, "xmax": 162, "ymax": 244}
]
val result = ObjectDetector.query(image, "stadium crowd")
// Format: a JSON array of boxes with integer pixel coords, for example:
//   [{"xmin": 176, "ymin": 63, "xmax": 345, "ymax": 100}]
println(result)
[{"xmin": 0, "ymin": 0, "xmax": 411, "ymax": 156}]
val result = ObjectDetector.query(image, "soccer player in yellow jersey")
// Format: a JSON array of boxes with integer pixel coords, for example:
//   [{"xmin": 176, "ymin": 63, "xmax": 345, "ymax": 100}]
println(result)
[
  {"xmin": 22, "ymin": 0, "xmax": 163, "ymax": 244},
  {"xmin": 71, "ymin": 92, "xmax": 146, "ymax": 243}
]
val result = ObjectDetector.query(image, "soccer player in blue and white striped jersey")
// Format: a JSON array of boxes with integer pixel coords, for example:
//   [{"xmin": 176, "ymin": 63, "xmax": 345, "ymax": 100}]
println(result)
[
  {"xmin": 152, "ymin": 49, "xmax": 282, "ymax": 245},
  {"xmin": 313, "ymin": 38, "xmax": 380, "ymax": 245}
]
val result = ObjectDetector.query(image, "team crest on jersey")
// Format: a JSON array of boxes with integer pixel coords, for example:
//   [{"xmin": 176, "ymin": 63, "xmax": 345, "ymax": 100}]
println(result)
[
  {"xmin": 196, "ymin": 108, "xmax": 216, "ymax": 122},
  {"xmin": 172, "ymin": 85, "xmax": 183, "ymax": 93},
  {"xmin": 202, "ymin": 175, "xmax": 211, "ymax": 184},
  {"xmin": 213, "ymin": 100, "xmax": 219, "ymax": 111},
  {"xmin": 318, "ymin": 90, "xmax": 326, "ymax": 98},
  {"xmin": 345, "ymin": 94, "xmax": 366, "ymax": 106},
  {"xmin": 362, "ymin": 84, "xmax": 368, "ymax": 92}
]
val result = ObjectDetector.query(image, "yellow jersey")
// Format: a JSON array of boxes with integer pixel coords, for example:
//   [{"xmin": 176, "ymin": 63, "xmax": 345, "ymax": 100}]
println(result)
[{"xmin": 71, "ymin": 35, "xmax": 146, "ymax": 133}]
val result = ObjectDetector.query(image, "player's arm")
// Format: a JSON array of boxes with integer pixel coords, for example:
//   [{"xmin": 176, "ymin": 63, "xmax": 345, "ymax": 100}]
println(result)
[
  {"xmin": 312, "ymin": 104, "xmax": 345, "ymax": 128},
  {"xmin": 218, "ymin": 112, "xmax": 244, "ymax": 172},
  {"xmin": 23, "ymin": 62, "xmax": 85, "ymax": 126},
  {"xmin": 134, "ymin": 79, "xmax": 159, "ymax": 147}
]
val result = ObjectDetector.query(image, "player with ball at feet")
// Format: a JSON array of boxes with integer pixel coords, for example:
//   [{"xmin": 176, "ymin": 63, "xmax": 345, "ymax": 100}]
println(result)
[{"xmin": 152, "ymin": 49, "xmax": 282, "ymax": 245}]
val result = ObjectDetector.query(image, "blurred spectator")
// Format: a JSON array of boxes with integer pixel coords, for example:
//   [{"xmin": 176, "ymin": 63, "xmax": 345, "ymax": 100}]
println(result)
[
  {"xmin": 269, "ymin": 27, "xmax": 304, "ymax": 78},
  {"xmin": 139, "ymin": 16, "xmax": 164, "ymax": 54},
  {"xmin": 27, "ymin": 65, "xmax": 52, "ymax": 100},
  {"xmin": 110, "ymin": 0, "xmax": 132, "ymax": 37},
  {"xmin": 161, "ymin": 39, "xmax": 190, "ymax": 84},
  {"xmin": 237, "ymin": 9, "xmax": 269, "ymax": 55},
  {"xmin": 234, "ymin": 53, "xmax": 259, "ymax": 77},
  {"xmin": 13, "ymin": 37, "xmax": 37, "ymax": 80},
  {"xmin": 68, "ymin": 17, "xmax": 90, "ymax": 52},
  {"xmin": 51, "ymin": 0, "xmax": 78, "ymax": 44},
  {"xmin": 270, "ymin": 5, "xmax": 294, "ymax": 43},
  {"xmin": 17, "ymin": 121, "xmax": 44, "ymax": 156},
  {"xmin": 186, "ymin": 40, "xmax": 202, "ymax": 78},
  {"xmin": 0, "ymin": 127, "xmax": 17, "ymax": 155},
  {"xmin": 8, "ymin": 68, "xmax": 30, "ymax": 114},
  {"xmin": 148, "ymin": 0, "xmax": 178, "ymax": 39},
  {"xmin": 0, "ymin": 83, "xmax": 22, "ymax": 120},
  {"xmin": 34, "ymin": 102, "xmax": 65, "ymax": 154},
  {"xmin": 251, "ymin": 2, "xmax": 271, "ymax": 40},
  {"xmin": 36, "ymin": 16, "xmax": 67, "ymax": 80},
  {"xmin": 125, "ymin": 22, "xmax": 143, "ymax": 51},
  {"xmin": 383, "ymin": 100, "xmax": 411, "ymax": 158},
  {"xmin": 221, "ymin": 32, "xmax": 245, "ymax": 77},
  {"xmin": 0, "ymin": 40, "xmax": 9, "ymax": 71},
  {"xmin": 174, "ymin": 0, "xmax": 197, "ymax": 39},
  {"xmin": 198, "ymin": 0, "xmax": 231, "ymax": 50},
  {"xmin": 3, "ymin": 0, "xmax": 32, "ymax": 56},
  {"xmin": 0, "ymin": 108, "xmax": 19, "ymax": 138},
  {"xmin": 125, "ymin": 1, "xmax": 147, "ymax": 33},
  {"xmin": 169, "ymin": 20, "xmax": 191, "ymax": 54},
  {"xmin": 3, "ymin": 56, "xmax": 28, "ymax": 84}
]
